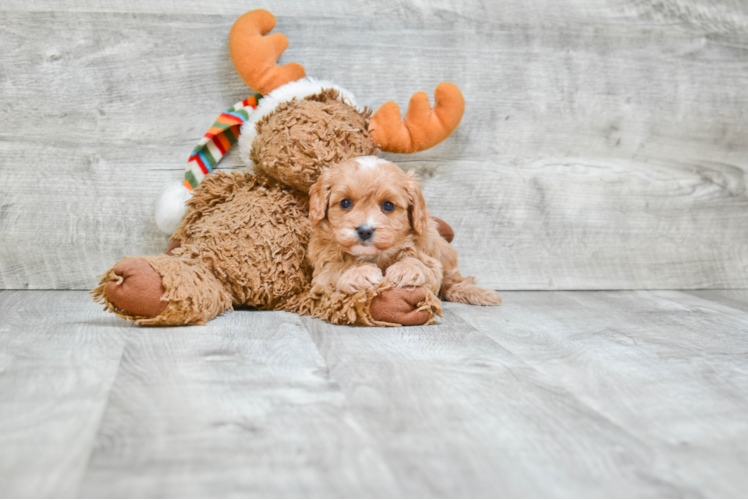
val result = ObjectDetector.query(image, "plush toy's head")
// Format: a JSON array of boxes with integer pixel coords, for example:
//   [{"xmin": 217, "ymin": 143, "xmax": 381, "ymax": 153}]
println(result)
[
  {"xmin": 154, "ymin": 9, "xmax": 467, "ymax": 234},
  {"xmin": 229, "ymin": 9, "xmax": 467, "ymax": 166},
  {"xmin": 244, "ymin": 88, "xmax": 377, "ymax": 193}
]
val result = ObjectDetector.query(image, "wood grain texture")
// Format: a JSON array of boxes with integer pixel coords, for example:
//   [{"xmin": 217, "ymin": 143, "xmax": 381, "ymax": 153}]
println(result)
[
  {"xmin": 6, "ymin": 0, "xmax": 748, "ymax": 27},
  {"xmin": 1, "ymin": 1, "xmax": 748, "ymax": 289},
  {"xmin": 685, "ymin": 289, "xmax": 748, "ymax": 314},
  {"xmin": 79, "ymin": 309, "xmax": 400, "ymax": 498},
  {"xmin": 302, "ymin": 311, "xmax": 698, "ymax": 497},
  {"xmin": 2, "ymin": 290, "xmax": 748, "ymax": 496},
  {"xmin": 0, "ymin": 291, "xmax": 128, "ymax": 498},
  {"xmin": 448, "ymin": 291, "xmax": 748, "ymax": 497}
]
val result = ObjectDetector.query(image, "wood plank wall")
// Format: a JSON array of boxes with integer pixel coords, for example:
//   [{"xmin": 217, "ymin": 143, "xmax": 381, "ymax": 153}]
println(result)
[{"xmin": 1, "ymin": 0, "xmax": 747, "ymax": 290}]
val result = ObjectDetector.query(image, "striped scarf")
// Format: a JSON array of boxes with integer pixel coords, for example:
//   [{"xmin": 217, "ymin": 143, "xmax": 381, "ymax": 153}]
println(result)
[{"xmin": 184, "ymin": 93, "xmax": 263, "ymax": 190}]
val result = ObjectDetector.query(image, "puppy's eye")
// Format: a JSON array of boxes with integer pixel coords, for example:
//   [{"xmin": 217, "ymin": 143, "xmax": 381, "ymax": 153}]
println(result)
[
  {"xmin": 340, "ymin": 199, "xmax": 352, "ymax": 209},
  {"xmin": 381, "ymin": 201, "xmax": 395, "ymax": 213}
]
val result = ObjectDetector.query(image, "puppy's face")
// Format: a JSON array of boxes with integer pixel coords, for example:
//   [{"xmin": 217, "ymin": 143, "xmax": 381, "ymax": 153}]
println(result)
[{"xmin": 309, "ymin": 156, "xmax": 429, "ymax": 258}]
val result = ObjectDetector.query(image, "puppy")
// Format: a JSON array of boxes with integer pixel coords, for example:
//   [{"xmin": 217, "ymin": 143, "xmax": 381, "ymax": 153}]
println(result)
[{"xmin": 308, "ymin": 156, "xmax": 502, "ymax": 307}]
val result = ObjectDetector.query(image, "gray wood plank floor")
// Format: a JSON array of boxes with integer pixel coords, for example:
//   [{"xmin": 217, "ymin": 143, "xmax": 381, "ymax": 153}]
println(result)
[{"xmin": 1, "ymin": 290, "xmax": 747, "ymax": 497}]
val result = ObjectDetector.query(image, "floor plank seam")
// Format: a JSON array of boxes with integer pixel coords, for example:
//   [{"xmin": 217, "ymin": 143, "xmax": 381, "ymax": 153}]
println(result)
[
  {"xmin": 75, "ymin": 341, "xmax": 128, "ymax": 497},
  {"xmin": 296, "ymin": 316, "xmax": 409, "ymax": 495}
]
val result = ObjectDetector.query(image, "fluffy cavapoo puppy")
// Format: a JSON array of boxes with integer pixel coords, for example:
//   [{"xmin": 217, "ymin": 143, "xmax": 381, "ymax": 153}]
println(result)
[{"xmin": 308, "ymin": 156, "xmax": 502, "ymax": 306}]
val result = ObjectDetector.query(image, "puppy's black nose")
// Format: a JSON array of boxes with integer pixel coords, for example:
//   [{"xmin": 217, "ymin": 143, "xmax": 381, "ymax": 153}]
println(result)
[{"xmin": 356, "ymin": 225, "xmax": 375, "ymax": 241}]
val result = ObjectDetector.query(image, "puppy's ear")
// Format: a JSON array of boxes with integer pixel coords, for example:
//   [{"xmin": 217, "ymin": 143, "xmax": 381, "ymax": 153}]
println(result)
[
  {"xmin": 309, "ymin": 172, "xmax": 332, "ymax": 226},
  {"xmin": 406, "ymin": 171, "xmax": 430, "ymax": 235}
]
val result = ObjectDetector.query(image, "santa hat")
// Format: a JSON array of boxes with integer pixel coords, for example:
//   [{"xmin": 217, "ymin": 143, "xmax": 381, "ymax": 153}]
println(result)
[{"xmin": 154, "ymin": 77, "xmax": 359, "ymax": 234}]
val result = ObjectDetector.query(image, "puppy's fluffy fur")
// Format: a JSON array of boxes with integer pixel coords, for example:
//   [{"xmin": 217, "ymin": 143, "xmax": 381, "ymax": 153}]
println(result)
[{"xmin": 308, "ymin": 156, "xmax": 502, "ymax": 306}]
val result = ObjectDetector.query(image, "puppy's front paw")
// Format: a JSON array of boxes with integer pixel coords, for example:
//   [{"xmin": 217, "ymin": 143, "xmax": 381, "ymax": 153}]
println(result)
[
  {"xmin": 386, "ymin": 260, "xmax": 428, "ymax": 288},
  {"xmin": 338, "ymin": 265, "xmax": 384, "ymax": 293}
]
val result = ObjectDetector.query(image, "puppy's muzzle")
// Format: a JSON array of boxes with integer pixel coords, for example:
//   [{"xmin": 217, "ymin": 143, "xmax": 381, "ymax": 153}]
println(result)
[{"xmin": 356, "ymin": 224, "xmax": 375, "ymax": 242}]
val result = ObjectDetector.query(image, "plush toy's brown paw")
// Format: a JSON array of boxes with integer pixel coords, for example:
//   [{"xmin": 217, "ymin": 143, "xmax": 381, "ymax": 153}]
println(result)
[
  {"xmin": 105, "ymin": 259, "xmax": 168, "ymax": 318},
  {"xmin": 370, "ymin": 287, "xmax": 432, "ymax": 326},
  {"xmin": 284, "ymin": 283, "xmax": 442, "ymax": 327},
  {"xmin": 166, "ymin": 239, "xmax": 182, "ymax": 255},
  {"xmin": 433, "ymin": 217, "xmax": 454, "ymax": 243}
]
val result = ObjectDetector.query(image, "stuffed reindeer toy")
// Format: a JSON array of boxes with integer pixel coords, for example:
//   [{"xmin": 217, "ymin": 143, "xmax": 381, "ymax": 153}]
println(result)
[{"xmin": 93, "ymin": 9, "xmax": 492, "ymax": 327}]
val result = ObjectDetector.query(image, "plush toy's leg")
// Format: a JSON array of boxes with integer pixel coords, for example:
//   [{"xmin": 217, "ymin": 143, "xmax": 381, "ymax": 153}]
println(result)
[
  {"xmin": 91, "ymin": 255, "xmax": 232, "ymax": 326},
  {"xmin": 100, "ymin": 258, "xmax": 168, "ymax": 318},
  {"xmin": 285, "ymin": 283, "xmax": 442, "ymax": 327}
]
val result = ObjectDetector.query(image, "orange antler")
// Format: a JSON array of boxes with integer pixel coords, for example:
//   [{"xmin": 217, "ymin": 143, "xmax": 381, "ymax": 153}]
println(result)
[
  {"xmin": 229, "ymin": 10, "xmax": 306, "ymax": 95},
  {"xmin": 368, "ymin": 82, "xmax": 465, "ymax": 154}
]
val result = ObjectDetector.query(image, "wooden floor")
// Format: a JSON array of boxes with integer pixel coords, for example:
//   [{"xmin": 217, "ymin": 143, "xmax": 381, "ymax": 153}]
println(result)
[{"xmin": 0, "ymin": 290, "xmax": 746, "ymax": 497}]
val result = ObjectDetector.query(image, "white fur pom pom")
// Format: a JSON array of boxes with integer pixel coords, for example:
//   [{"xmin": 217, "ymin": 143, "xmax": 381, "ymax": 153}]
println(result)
[{"xmin": 154, "ymin": 181, "xmax": 192, "ymax": 234}]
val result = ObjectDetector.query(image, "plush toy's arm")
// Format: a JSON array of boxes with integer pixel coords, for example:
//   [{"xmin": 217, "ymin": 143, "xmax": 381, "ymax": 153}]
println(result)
[
  {"xmin": 369, "ymin": 286, "xmax": 438, "ymax": 326},
  {"xmin": 282, "ymin": 283, "xmax": 442, "ymax": 327}
]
